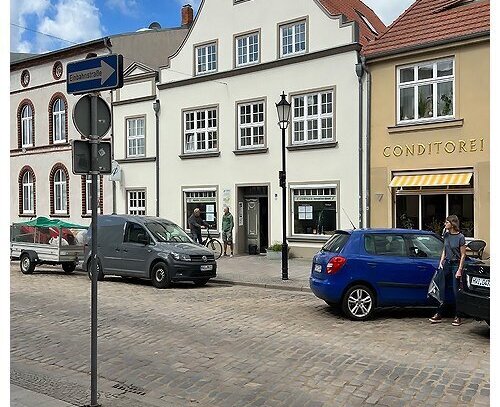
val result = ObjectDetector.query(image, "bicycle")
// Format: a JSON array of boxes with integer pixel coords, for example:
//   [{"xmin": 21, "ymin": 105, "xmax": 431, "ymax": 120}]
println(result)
[{"xmin": 202, "ymin": 227, "xmax": 223, "ymax": 260}]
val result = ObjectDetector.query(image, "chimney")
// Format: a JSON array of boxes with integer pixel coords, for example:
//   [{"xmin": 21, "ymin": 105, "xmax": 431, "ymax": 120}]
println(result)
[{"xmin": 181, "ymin": 4, "xmax": 194, "ymax": 27}]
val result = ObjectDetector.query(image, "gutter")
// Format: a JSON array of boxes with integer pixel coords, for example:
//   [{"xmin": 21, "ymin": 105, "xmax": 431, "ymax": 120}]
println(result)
[
  {"xmin": 355, "ymin": 53, "xmax": 364, "ymax": 228},
  {"xmin": 361, "ymin": 55, "xmax": 371, "ymax": 227},
  {"xmin": 153, "ymin": 98, "xmax": 161, "ymax": 217}
]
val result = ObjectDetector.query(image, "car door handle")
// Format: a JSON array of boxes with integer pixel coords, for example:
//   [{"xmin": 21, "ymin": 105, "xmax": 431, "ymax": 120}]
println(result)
[
  {"xmin": 115, "ymin": 248, "xmax": 120, "ymax": 252},
  {"xmin": 367, "ymin": 262, "xmax": 377, "ymax": 268},
  {"xmin": 417, "ymin": 265, "xmax": 427, "ymax": 270}
]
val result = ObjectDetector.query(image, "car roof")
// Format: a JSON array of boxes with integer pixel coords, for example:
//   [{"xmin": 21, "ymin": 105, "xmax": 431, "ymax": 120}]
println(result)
[
  {"xmin": 334, "ymin": 228, "xmax": 437, "ymax": 235},
  {"xmin": 97, "ymin": 214, "xmax": 177, "ymax": 226}
]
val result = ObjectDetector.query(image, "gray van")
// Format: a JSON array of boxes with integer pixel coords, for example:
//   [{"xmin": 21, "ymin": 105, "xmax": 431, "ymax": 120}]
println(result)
[{"xmin": 84, "ymin": 215, "xmax": 216, "ymax": 288}]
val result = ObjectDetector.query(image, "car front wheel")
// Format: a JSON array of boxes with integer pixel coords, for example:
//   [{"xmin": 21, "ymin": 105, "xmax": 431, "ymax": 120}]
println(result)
[
  {"xmin": 342, "ymin": 285, "xmax": 375, "ymax": 321},
  {"xmin": 151, "ymin": 262, "xmax": 172, "ymax": 289}
]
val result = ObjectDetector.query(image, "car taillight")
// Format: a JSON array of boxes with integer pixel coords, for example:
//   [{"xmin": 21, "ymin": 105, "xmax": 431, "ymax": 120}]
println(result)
[{"xmin": 326, "ymin": 256, "xmax": 346, "ymax": 274}]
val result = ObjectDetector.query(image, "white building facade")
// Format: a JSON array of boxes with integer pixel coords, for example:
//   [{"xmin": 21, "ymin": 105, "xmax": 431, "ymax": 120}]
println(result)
[{"xmin": 114, "ymin": 0, "xmax": 384, "ymax": 257}]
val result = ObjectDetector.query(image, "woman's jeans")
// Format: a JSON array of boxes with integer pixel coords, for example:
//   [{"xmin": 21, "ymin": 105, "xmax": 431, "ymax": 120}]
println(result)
[{"xmin": 437, "ymin": 260, "xmax": 462, "ymax": 317}]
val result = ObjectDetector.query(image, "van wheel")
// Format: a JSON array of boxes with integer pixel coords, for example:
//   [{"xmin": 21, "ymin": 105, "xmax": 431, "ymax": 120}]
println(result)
[
  {"xmin": 20, "ymin": 253, "xmax": 35, "ymax": 274},
  {"xmin": 87, "ymin": 258, "xmax": 104, "ymax": 281},
  {"xmin": 62, "ymin": 262, "xmax": 76, "ymax": 274},
  {"xmin": 342, "ymin": 285, "xmax": 375, "ymax": 321},
  {"xmin": 151, "ymin": 262, "xmax": 172, "ymax": 289},
  {"xmin": 193, "ymin": 278, "xmax": 210, "ymax": 287}
]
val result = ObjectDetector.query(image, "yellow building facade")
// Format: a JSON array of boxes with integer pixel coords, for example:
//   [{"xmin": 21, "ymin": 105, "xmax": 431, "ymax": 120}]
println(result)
[{"xmin": 368, "ymin": 37, "xmax": 489, "ymax": 252}]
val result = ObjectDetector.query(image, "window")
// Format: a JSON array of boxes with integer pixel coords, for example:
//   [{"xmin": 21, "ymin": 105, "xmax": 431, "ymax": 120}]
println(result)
[
  {"xmin": 292, "ymin": 90, "xmax": 334, "ymax": 144},
  {"xmin": 21, "ymin": 104, "xmax": 33, "ymax": 147},
  {"xmin": 195, "ymin": 42, "xmax": 217, "ymax": 75},
  {"xmin": 398, "ymin": 58, "xmax": 454, "ymax": 123},
  {"xmin": 364, "ymin": 234, "xmax": 407, "ymax": 257},
  {"xmin": 54, "ymin": 169, "xmax": 67, "ymax": 214},
  {"xmin": 52, "ymin": 98, "xmax": 66, "ymax": 143},
  {"xmin": 236, "ymin": 32, "xmax": 259, "ymax": 67},
  {"xmin": 124, "ymin": 222, "xmax": 148, "ymax": 244},
  {"xmin": 238, "ymin": 101, "xmax": 265, "ymax": 149},
  {"xmin": 184, "ymin": 107, "xmax": 218, "ymax": 153},
  {"xmin": 184, "ymin": 190, "xmax": 217, "ymax": 230},
  {"xmin": 291, "ymin": 186, "xmax": 337, "ymax": 235},
  {"xmin": 127, "ymin": 117, "xmax": 145, "ymax": 157},
  {"xmin": 280, "ymin": 20, "xmax": 306, "ymax": 57},
  {"xmin": 408, "ymin": 235, "xmax": 443, "ymax": 259},
  {"xmin": 82, "ymin": 175, "xmax": 103, "ymax": 215},
  {"xmin": 20, "ymin": 169, "xmax": 35, "ymax": 214},
  {"xmin": 128, "ymin": 190, "xmax": 146, "ymax": 215}
]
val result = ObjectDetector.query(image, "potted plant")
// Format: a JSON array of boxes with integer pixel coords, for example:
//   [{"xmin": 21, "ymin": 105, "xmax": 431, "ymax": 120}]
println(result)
[{"xmin": 266, "ymin": 242, "xmax": 289, "ymax": 260}]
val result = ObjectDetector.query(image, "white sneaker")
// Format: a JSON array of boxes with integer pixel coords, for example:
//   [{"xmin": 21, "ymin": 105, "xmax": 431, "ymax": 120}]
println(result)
[{"xmin": 230, "ymin": 254, "xmax": 233, "ymax": 258}]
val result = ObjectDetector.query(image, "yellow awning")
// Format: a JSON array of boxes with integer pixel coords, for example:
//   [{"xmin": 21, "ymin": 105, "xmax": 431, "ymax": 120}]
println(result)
[{"xmin": 390, "ymin": 172, "xmax": 473, "ymax": 188}]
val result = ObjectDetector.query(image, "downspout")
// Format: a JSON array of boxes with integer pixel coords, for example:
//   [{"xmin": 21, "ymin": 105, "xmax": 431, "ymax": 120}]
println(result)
[
  {"xmin": 361, "ymin": 55, "xmax": 371, "ymax": 227},
  {"xmin": 153, "ymin": 98, "xmax": 160, "ymax": 217},
  {"xmin": 355, "ymin": 53, "xmax": 364, "ymax": 228}
]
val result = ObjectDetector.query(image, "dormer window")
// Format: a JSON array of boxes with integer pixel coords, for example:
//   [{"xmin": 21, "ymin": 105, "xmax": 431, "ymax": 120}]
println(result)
[
  {"xmin": 195, "ymin": 41, "xmax": 217, "ymax": 75},
  {"xmin": 279, "ymin": 19, "xmax": 307, "ymax": 58}
]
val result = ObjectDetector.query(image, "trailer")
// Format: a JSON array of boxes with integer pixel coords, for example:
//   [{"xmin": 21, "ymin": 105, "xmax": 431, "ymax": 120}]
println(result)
[{"xmin": 10, "ymin": 217, "xmax": 88, "ymax": 274}]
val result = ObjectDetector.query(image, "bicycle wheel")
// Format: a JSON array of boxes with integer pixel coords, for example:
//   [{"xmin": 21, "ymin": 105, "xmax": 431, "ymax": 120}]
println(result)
[{"xmin": 206, "ymin": 239, "xmax": 223, "ymax": 260}]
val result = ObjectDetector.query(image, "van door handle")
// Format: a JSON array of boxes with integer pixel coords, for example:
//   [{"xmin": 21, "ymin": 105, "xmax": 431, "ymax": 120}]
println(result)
[
  {"xmin": 123, "ymin": 249, "xmax": 128, "ymax": 253},
  {"xmin": 147, "ymin": 249, "xmax": 152, "ymax": 253},
  {"xmin": 115, "ymin": 248, "xmax": 120, "ymax": 252}
]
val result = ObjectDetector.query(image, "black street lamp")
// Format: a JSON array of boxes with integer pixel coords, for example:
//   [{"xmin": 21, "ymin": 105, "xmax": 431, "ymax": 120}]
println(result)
[{"xmin": 276, "ymin": 92, "xmax": 291, "ymax": 280}]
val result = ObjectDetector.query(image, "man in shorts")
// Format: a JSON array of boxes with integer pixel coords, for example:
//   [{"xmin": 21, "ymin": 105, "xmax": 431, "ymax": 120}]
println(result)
[{"xmin": 221, "ymin": 206, "xmax": 234, "ymax": 257}]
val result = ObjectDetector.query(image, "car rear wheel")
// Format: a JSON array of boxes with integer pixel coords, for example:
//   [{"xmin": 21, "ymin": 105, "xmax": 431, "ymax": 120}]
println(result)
[
  {"xmin": 62, "ymin": 262, "xmax": 76, "ymax": 274},
  {"xmin": 342, "ymin": 285, "xmax": 375, "ymax": 321},
  {"xmin": 151, "ymin": 262, "xmax": 172, "ymax": 289},
  {"xmin": 87, "ymin": 258, "xmax": 104, "ymax": 281}
]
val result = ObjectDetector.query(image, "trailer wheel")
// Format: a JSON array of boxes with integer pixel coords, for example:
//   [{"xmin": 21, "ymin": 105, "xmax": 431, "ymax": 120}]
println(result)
[
  {"xmin": 62, "ymin": 262, "xmax": 76, "ymax": 274},
  {"xmin": 20, "ymin": 253, "xmax": 35, "ymax": 274}
]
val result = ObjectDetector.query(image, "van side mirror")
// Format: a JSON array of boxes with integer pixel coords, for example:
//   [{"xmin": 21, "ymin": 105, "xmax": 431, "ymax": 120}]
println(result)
[{"xmin": 137, "ymin": 234, "xmax": 149, "ymax": 245}]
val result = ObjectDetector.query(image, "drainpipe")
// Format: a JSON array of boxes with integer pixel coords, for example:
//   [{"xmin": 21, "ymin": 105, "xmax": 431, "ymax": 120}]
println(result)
[
  {"xmin": 361, "ymin": 55, "xmax": 371, "ymax": 228},
  {"xmin": 355, "ymin": 54, "xmax": 364, "ymax": 228},
  {"xmin": 153, "ymin": 99, "xmax": 160, "ymax": 217}
]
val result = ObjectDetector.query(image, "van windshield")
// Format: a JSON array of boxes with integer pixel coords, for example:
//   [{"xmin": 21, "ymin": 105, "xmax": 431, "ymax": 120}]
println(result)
[{"xmin": 146, "ymin": 222, "xmax": 193, "ymax": 243}]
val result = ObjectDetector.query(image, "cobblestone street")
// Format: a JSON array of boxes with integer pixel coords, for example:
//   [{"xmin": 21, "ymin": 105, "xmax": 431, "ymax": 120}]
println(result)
[{"xmin": 11, "ymin": 264, "xmax": 489, "ymax": 406}]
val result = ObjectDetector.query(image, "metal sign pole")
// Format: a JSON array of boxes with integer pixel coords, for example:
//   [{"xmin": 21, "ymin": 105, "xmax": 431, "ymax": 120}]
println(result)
[{"xmin": 90, "ymin": 92, "xmax": 99, "ymax": 407}]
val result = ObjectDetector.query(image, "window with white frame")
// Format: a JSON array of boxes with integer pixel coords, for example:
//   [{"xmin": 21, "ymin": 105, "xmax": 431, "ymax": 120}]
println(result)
[
  {"xmin": 21, "ymin": 104, "xmax": 33, "ymax": 147},
  {"xmin": 53, "ymin": 98, "xmax": 66, "ymax": 143},
  {"xmin": 238, "ymin": 101, "xmax": 265, "ymax": 149},
  {"xmin": 292, "ymin": 90, "xmax": 334, "ymax": 144},
  {"xmin": 128, "ymin": 190, "xmax": 146, "ymax": 215},
  {"xmin": 196, "ymin": 42, "xmax": 217, "ymax": 75},
  {"xmin": 22, "ymin": 171, "xmax": 34, "ymax": 214},
  {"xmin": 184, "ymin": 190, "xmax": 217, "ymax": 230},
  {"xmin": 54, "ymin": 169, "xmax": 67, "ymax": 213},
  {"xmin": 84, "ymin": 175, "xmax": 102, "ymax": 214},
  {"xmin": 291, "ymin": 186, "xmax": 338, "ymax": 235},
  {"xmin": 236, "ymin": 32, "xmax": 259, "ymax": 67},
  {"xmin": 398, "ymin": 58, "xmax": 454, "ymax": 123},
  {"xmin": 280, "ymin": 20, "xmax": 306, "ymax": 57},
  {"xmin": 184, "ymin": 108, "xmax": 218, "ymax": 153},
  {"xmin": 127, "ymin": 117, "xmax": 145, "ymax": 157}
]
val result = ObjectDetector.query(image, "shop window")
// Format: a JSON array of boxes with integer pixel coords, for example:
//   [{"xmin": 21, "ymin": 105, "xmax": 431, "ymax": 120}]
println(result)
[
  {"xmin": 292, "ymin": 186, "xmax": 337, "ymax": 235},
  {"xmin": 397, "ymin": 58, "xmax": 454, "ymax": 123},
  {"xmin": 184, "ymin": 190, "xmax": 217, "ymax": 230}
]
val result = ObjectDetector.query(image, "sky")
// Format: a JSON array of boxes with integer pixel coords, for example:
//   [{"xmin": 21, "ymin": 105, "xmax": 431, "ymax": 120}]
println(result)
[{"xmin": 10, "ymin": 0, "xmax": 414, "ymax": 54}]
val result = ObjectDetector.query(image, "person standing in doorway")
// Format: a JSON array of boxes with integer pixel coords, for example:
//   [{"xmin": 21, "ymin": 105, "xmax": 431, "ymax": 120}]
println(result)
[
  {"xmin": 188, "ymin": 208, "xmax": 209, "ymax": 244},
  {"xmin": 222, "ymin": 206, "xmax": 234, "ymax": 257},
  {"xmin": 429, "ymin": 214, "xmax": 467, "ymax": 326}
]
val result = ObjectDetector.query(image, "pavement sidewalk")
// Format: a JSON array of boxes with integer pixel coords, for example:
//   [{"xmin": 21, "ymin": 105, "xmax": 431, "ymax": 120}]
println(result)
[
  {"xmin": 10, "ymin": 385, "xmax": 74, "ymax": 407},
  {"xmin": 211, "ymin": 254, "xmax": 312, "ymax": 292}
]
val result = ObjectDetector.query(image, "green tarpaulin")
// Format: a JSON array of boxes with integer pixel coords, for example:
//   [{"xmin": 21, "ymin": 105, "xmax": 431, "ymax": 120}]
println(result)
[{"xmin": 14, "ymin": 216, "xmax": 87, "ymax": 229}]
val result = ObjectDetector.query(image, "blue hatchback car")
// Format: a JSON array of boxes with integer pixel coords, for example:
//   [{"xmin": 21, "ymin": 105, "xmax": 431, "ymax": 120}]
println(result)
[{"xmin": 310, "ymin": 229, "xmax": 452, "ymax": 320}]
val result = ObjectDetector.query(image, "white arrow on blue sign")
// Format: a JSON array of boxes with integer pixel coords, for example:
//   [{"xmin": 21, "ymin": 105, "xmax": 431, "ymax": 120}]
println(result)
[{"xmin": 67, "ymin": 54, "xmax": 124, "ymax": 94}]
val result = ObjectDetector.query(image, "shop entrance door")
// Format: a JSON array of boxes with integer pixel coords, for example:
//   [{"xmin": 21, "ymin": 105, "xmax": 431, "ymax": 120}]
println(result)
[
  {"xmin": 246, "ymin": 199, "xmax": 260, "ymax": 253},
  {"xmin": 236, "ymin": 185, "xmax": 269, "ymax": 254}
]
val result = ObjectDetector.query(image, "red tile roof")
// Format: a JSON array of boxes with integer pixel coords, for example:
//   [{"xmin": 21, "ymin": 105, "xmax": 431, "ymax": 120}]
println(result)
[
  {"xmin": 364, "ymin": 0, "xmax": 490, "ymax": 58},
  {"xmin": 318, "ymin": 0, "xmax": 387, "ymax": 46}
]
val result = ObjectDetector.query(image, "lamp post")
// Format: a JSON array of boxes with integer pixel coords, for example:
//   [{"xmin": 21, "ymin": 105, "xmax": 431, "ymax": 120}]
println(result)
[{"xmin": 276, "ymin": 92, "xmax": 291, "ymax": 280}]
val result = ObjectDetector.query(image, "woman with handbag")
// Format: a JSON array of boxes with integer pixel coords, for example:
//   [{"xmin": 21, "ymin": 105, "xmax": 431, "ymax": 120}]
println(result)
[{"xmin": 429, "ymin": 215, "xmax": 467, "ymax": 326}]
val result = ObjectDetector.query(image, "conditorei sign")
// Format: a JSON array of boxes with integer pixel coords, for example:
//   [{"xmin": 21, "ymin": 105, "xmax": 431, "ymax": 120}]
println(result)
[{"xmin": 383, "ymin": 138, "xmax": 485, "ymax": 158}]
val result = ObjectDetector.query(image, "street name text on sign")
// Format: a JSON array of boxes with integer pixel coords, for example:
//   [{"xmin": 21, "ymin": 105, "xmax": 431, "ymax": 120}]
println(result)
[{"xmin": 67, "ymin": 54, "xmax": 123, "ymax": 95}]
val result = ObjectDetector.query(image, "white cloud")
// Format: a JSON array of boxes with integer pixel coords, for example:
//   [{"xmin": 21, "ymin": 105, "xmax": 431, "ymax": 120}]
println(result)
[
  {"xmin": 105, "ymin": 0, "xmax": 137, "ymax": 16},
  {"xmin": 10, "ymin": 0, "xmax": 51, "ymax": 53},
  {"xmin": 363, "ymin": 0, "xmax": 415, "ymax": 26}
]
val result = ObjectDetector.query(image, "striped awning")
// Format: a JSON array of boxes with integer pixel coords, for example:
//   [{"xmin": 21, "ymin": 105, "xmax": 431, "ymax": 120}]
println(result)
[{"xmin": 389, "ymin": 172, "xmax": 473, "ymax": 188}]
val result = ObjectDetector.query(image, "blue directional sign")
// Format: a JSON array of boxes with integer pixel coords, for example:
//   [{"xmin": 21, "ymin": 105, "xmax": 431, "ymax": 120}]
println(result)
[{"xmin": 67, "ymin": 54, "xmax": 123, "ymax": 94}]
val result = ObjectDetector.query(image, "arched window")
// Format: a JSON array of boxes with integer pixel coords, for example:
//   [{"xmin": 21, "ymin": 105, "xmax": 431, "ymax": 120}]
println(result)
[
  {"xmin": 54, "ymin": 169, "xmax": 67, "ymax": 213},
  {"xmin": 52, "ymin": 98, "xmax": 66, "ymax": 143},
  {"xmin": 21, "ymin": 105, "xmax": 33, "ymax": 147},
  {"xmin": 19, "ymin": 167, "xmax": 36, "ymax": 215}
]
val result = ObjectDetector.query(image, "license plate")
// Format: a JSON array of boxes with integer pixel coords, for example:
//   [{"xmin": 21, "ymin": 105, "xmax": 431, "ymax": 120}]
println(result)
[
  {"xmin": 200, "ymin": 265, "xmax": 213, "ymax": 271},
  {"xmin": 471, "ymin": 276, "xmax": 490, "ymax": 288},
  {"xmin": 314, "ymin": 264, "xmax": 322, "ymax": 273}
]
